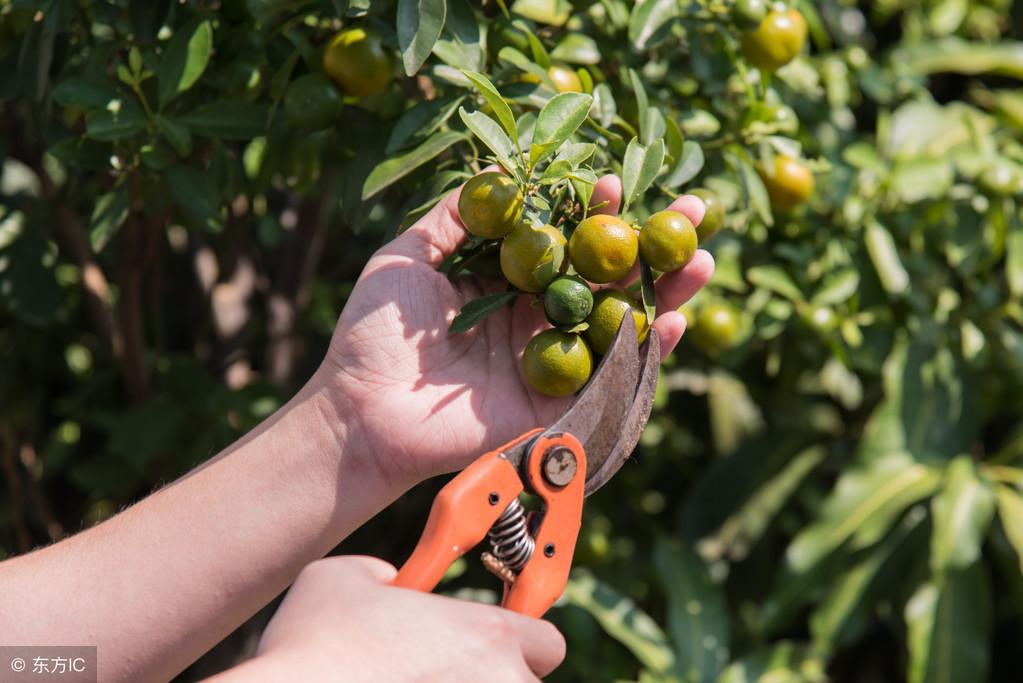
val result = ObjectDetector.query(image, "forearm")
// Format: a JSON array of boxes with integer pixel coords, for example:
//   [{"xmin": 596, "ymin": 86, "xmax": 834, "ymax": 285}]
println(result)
[{"xmin": 0, "ymin": 374, "xmax": 397, "ymax": 682}]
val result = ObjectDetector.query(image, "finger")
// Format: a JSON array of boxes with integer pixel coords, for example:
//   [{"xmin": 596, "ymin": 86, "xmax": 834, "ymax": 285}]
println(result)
[
  {"xmin": 665, "ymin": 193, "xmax": 707, "ymax": 227},
  {"xmin": 589, "ymin": 174, "xmax": 622, "ymax": 216},
  {"xmin": 652, "ymin": 310, "xmax": 687, "ymax": 360},
  {"xmin": 322, "ymin": 556, "xmax": 398, "ymax": 585},
  {"xmin": 504, "ymin": 614, "xmax": 566, "ymax": 677},
  {"xmin": 655, "ymin": 249, "xmax": 715, "ymax": 314}
]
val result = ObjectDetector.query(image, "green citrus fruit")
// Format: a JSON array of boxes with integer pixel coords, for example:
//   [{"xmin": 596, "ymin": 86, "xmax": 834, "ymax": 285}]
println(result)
[
  {"xmin": 757, "ymin": 155, "xmax": 814, "ymax": 212},
  {"xmin": 690, "ymin": 301, "xmax": 740, "ymax": 355},
  {"xmin": 732, "ymin": 0, "xmax": 768, "ymax": 29},
  {"xmin": 544, "ymin": 275, "xmax": 594, "ymax": 326},
  {"xmin": 458, "ymin": 173, "xmax": 524, "ymax": 239},
  {"xmin": 584, "ymin": 290, "xmax": 649, "ymax": 355},
  {"xmin": 978, "ymin": 161, "xmax": 1022, "ymax": 197},
  {"xmin": 639, "ymin": 210, "xmax": 698, "ymax": 273},
  {"xmin": 740, "ymin": 9, "xmax": 807, "ymax": 72},
  {"xmin": 284, "ymin": 74, "xmax": 343, "ymax": 131},
  {"xmin": 522, "ymin": 329, "xmax": 593, "ymax": 397},
  {"xmin": 568, "ymin": 215, "xmax": 639, "ymax": 284},
  {"xmin": 801, "ymin": 304, "xmax": 838, "ymax": 335},
  {"xmin": 323, "ymin": 28, "xmax": 393, "ymax": 97},
  {"xmin": 689, "ymin": 189, "xmax": 725, "ymax": 242},
  {"xmin": 500, "ymin": 224, "xmax": 567, "ymax": 293},
  {"xmin": 548, "ymin": 65, "xmax": 583, "ymax": 93}
]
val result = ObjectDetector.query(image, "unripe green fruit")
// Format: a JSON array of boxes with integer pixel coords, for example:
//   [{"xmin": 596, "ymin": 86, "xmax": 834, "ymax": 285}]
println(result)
[
  {"xmin": 458, "ymin": 173, "xmax": 524, "ymax": 239},
  {"xmin": 544, "ymin": 276, "xmax": 594, "ymax": 326},
  {"xmin": 639, "ymin": 210, "xmax": 698, "ymax": 273}
]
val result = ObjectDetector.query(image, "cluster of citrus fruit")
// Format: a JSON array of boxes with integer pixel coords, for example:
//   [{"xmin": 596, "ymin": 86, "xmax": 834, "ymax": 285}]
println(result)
[
  {"xmin": 283, "ymin": 27, "xmax": 393, "ymax": 130},
  {"xmin": 457, "ymin": 173, "xmax": 726, "ymax": 397}
]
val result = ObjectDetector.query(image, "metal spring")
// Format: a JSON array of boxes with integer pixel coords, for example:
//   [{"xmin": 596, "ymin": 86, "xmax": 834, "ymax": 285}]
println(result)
[{"xmin": 487, "ymin": 498, "xmax": 534, "ymax": 572}]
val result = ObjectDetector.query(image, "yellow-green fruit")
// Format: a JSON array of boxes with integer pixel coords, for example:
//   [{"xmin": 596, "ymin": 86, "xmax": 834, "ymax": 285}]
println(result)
[
  {"xmin": 757, "ymin": 155, "xmax": 814, "ymax": 212},
  {"xmin": 548, "ymin": 65, "xmax": 583, "ymax": 93},
  {"xmin": 544, "ymin": 275, "xmax": 593, "ymax": 326},
  {"xmin": 639, "ymin": 210, "xmax": 698, "ymax": 273},
  {"xmin": 568, "ymin": 215, "xmax": 639, "ymax": 284},
  {"xmin": 522, "ymin": 330, "xmax": 594, "ymax": 397},
  {"xmin": 584, "ymin": 290, "xmax": 649, "ymax": 355},
  {"xmin": 740, "ymin": 9, "xmax": 807, "ymax": 72},
  {"xmin": 323, "ymin": 28, "xmax": 393, "ymax": 97},
  {"xmin": 500, "ymin": 224, "xmax": 567, "ymax": 293},
  {"xmin": 690, "ymin": 301, "xmax": 740, "ymax": 355},
  {"xmin": 689, "ymin": 188, "xmax": 725, "ymax": 242},
  {"xmin": 458, "ymin": 173, "xmax": 524, "ymax": 239}
]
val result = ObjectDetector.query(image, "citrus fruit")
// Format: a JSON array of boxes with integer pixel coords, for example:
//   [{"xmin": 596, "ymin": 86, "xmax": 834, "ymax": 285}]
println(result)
[
  {"xmin": 689, "ymin": 188, "xmax": 725, "ymax": 242},
  {"xmin": 544, "ymin": 275, "xmax": 594, "ymax": 326},
  {"xmin": 284, "ymin": 74, "xmax": 343, "ymax": 131},
  {"xmin": 323, "ymin": 27, "xmax": 393, "ymax": 97},
  {"xmin": 584, "ymin": 290, "xmax": 649, "ymax": 355},
  {"xmin": 548, "ymin": 65, "xmax": 583, "ymax": 93},
  {"xmin": 689, "ymin": 301, "xmax": 740, "ymax": 355},
  {"xmin": 740, "ymin": 9, "xmax": 807, "ymax": 72},
  {"xmin": 568, "ymin": 215, "xmax": 639, "ymax": 284},
  {"xmin": 639, "ymin": 210, "xmax": 698, "ymax": 273},
  {"xmin": 458, "ymin": 173, "xmax": 524, "ymax": 239},
  {"xmin": 757, "ymin": 155, "xmax": 814, "ymax": 212},
  {"xmin": 978, "ymin": 161, "xmax": 1022, "ymax": 197},
  {"xmin": 500, "ymin": 224, "xmax": 567, "ymax": 293},
  {"xmin": 522, "ymin": 330, "xmax": 593, "ymax": 397},
  {"xmin": 732, "ymin": 0, "xmax": 768, "ymax": 29}
]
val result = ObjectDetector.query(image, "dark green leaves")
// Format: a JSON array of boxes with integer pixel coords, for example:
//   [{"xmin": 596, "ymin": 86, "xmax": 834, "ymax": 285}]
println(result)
[
  {"xmin": 622, "ymin": 137, "xmax": 665, "ymax": 211},
  {"xmin": 458, "ymin": 109, "xmax": 521, "ymax": 178},
  {"xmin": 179, "ymin": 102, "xmax": 270, "ymax": 139},
  {"xmin": 157, "ymin": 20, "xmax": 213, "ymax": 108},
  {"xmin": 397, "ymin": 0, "xmax": 446, "ymax": 76},
  {"xmin": 363, "ymin": 130, "xmax": 466, "ymax": 200},
  {"xmin": 930, "ymin": 457, "xmax": 995, "ymax": 573},
  {"xmin": 166, "ymin": 165, "xmax": 225, "ymax": 232},
  {"xmin": 448, "ymin": 292, "xmax": 517, "ymax": 333},
  {"xmin": 85, "ymin": 100, "xmax": 146, "ymax": 141},
  {"xmin": 461, "ymin": 70, "xmax": 518, "ymax": 144},
  {"xmin": 89, "ymin": 184, "xmax": 131, "ymax": 252},
  {"xmin": 529, "ymin": 93, "xmax": 593, "ymax": 169}
]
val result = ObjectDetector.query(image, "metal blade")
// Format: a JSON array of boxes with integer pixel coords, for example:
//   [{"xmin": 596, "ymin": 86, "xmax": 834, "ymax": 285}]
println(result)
[
  {"xmin": 583, "ymin": 329, "xmax": 659, "ymax": 496},
  {"xmin": 541, "ymin": 315, "xmax": 640, "ymax": 476}
]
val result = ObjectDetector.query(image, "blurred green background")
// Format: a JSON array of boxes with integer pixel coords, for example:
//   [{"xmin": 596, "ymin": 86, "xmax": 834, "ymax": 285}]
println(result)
[{"xmin": 2, "ymin": 0, "xmax": 1023, "ymax": 681}]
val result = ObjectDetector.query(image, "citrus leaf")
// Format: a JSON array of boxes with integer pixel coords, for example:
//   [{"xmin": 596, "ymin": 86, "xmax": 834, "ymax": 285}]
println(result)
[
  {"xmin": 448, "ymin": 291, "xmax": 517, "ymax": 333},
  {"xmin": 622, "ymin": 137, "xmax": 665, "ymax": 211},
  {"xmin": 564, "ymin": 570, "xmax": 675, "ymax": 675},
  {"xmin": 157, "ymin": 115, "xmax": 193, "ymax": 157},
  {"xmin": 995, "ymin": 484, "xmax": 1023, "ymax": 576},
  {"xmin": 397, "ymin": 0, "xmax": 446, "ymax": 77},
  {"xmin": 529, "ymin": 93, "xmax": 593, "ymax": 169},
  {"xmin": 628, "ymin": 0, "xmax": 678, "ymax": 51},
  {"xmin": 905, "ymin": 564, "xmax": 991, "ymax": 683},
  {"xmin": 930, "ymin": 456, "xmax": 995, "ymax": 573},
  {"xmin": 639, "ymin": 260, "xmax": 656, "ymax": 326},
  {"xmin": 89, "ymin": 184, "xmax": 131, "ymax": 252},
  {"xmin": 85, "ymin": 100, "xmax": 146, "ymax": 141},
  {"xmin": 458, "ymin": 108, "xmax": 523, "ymax": 180},
  {"xmin": 157, "ymin": 20, "xmax": 213, "ymax": 108},
  {"xmin": 664, "ymin": 141, "xmax": 704, "ymax": 189},
  {"xmin": 551, "ymin": 33, "xmax": 601, "ymax": 65},
  {"xmin": 52, "ymin": 78, "xmax": 119, "ymax": 110},
  {"xmin": 166, "ymin": 165, "xmax": 225, "ymax": 232},
  {"xmin": 746, "ymin": 265, "xmax": 804, "ymax": 303},
  {"xmin": 363, "ymin": 130, "xmax": 466, "ymax": 200},
  {"xmin": 652, "ymin": 538, "xmax": 729, "ymax": 683},
  {"xmin": 461, "ymin": 70, "xmax": 518, "ymax": 143},
  {"xmin": 717, "ymin": 641, "xmax": 823, "ymax": 683},
  {"xmin": 387, "ymin": 96, "xmax": 466, "ymax": 153},
  {"xmin": 865, "ymin": 219, "xmax": 910, "ymax": 296},
  {"xmin": 178, "ymin": 101, "xmax": 269, "ymax": 139},
  {"xmin": 812, "ymin": 269, "xmax": 860, "ymax": 306}
]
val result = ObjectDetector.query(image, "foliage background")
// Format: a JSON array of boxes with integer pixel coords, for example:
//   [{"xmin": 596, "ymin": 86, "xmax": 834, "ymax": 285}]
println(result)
[{"xmin": 2, "ymin": 0, "xmax": 1023, "ymax": 681}]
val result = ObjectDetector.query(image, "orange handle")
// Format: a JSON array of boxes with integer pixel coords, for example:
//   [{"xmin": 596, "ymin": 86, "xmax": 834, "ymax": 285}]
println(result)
[{"xmin": 392, "ymin": 431, "xmax": 539, "ymax": 592}]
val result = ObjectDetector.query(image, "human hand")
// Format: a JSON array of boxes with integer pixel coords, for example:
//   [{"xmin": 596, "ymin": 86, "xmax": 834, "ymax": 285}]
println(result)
[
  {"xmin": 237, "ymin": 556, "xmax": 565, "ymax": 682},
  {"xmin": 319, "ymin": 173, "xmax": 714, "ymax": 489}
]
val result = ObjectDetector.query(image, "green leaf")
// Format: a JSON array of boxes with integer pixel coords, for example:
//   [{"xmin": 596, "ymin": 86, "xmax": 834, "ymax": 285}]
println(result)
[
  {"xmin": 746, "ymin": 265, "xmax": 804, "ymax": 303},
  {"xmin": 664, "ymin": 140, "xmax": 703, "ymax": 189},
  {"xmin": 432, "ymin": 0, "xmax": 482, "ymax": 71},
  {"xmin": 639, "ymin": 260, "xmax": 656, "ymax": 327},
  {"xmin": 905, "ymin": 565, "xmax": 991, "ymax": 683},
  {"xmin": 156, "ymin": 115, "xmax": 193, "ymax": 156},
  {"xmin": 653, "ymin": 539, "xmax": 729, "ymax": 683},
  {"xmin": 628, "ymin": 69, "xmax": 652, "ymax": 145},
  {"xmin": 397, "ymin": 0, "xmax": 446, "ymax": 77},
  {"xmin": 864, "ymin": 220, "xmax": 910, "ymax": 296},
  {"xmin": 85, "ymin": 100, "xmax": 146, "ymax": 141},
  {"xmin": 995, "ymin": 484, "xmax": 1023, "ymax": 576},
  {"xmin": 462, "ymin": 70, "xmax": 519, "ymax": 144},
  {"xmin": 448, "ymin": 291, "xmax": 517, "ymax": 333},
  {"xmin": 901, "ymin": 38, "xmax": 1023, "ymax": 80},
  {"xmin": 529, "ymin": 93, "xmax": 593, "ymax": 169},
  {"xmin": 570, "ymin": 169, "xmax": 598, "ymax": 211},
  {"xmin": 510, "ymin": 0, "xmax": 570, "ymax": 26},
  {"xmin": 731, "ymin": 151, "xmax": 773, "ymax": 227},
  {"xmin": 564, "ymin": 570, "xmax": 675, "ymax": 675},
  {"xmin": 89, "ymin": 184, "xmax": 131, "ymax": 252},
  {"xmin": 166, "ymin": 165, "xmax": 225, "ymax": 232},
  {"xmin": 178, "ymin": 101, "xmax": 270, "ymax": 140},
  {"xmin": 810, "ymin": 507, "xmax": 927, "ymax": 650},
  {"xmin": 812, "ymin": 269, "xmax": 860, "ymax": 306},
  {"xmin": 1006, "ymin": 227, "xmax": 1023, "ymax": 299},
  {"xmin": 0, "ymin": 216, "xmax": 59, "ymax": 324},
  {"xmin": 387, "ymin": 96, "xmax": 466, "ymax": 153},
  {"xmin": 621, "ymin": 137, "xmax": 665, "ymax": 211},
  {"xmin": 458, "ymin": 108, "xmax": 522, "ymax": 179},
  {"xmin": 784, "ymin": 451, "xmax": 940, "ymax": 574},
  {"xmin": 551, "ymin": 33, "xmax": 601, "ymax": 65},
  {"xmin": 47, "ymin": 138, "xmax": 113, "ymax": 171},
  {"xmin": 930, "ymin": 456, "xmax": 996, "ymax": 574},
  {"xmin": 717, "ymin": 641, "xmax": 823, "ymax": 683},
  {"xmin": 363, "ymin": 130, "xmax": 466, "ymax": 200},
  {"xmin": 628, "ymin": 0, "xmax": 678, "ymax": 51},
  {"xmin": 157, "ymin": 20, "xmax": 213, "ymax": 108},
  {"xmin": 513, "ymin": 19, "xmax": 552, "ymax": 69},
  {"xmin": 52, "ymin": 78, "xmax": 119, "ymax": 109}
]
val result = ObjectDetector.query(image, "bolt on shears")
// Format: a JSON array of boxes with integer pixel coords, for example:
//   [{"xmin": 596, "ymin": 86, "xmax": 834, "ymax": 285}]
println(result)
[{"xmin": 393, "ymin": 317, "xmax": 659, "ymax": 617}]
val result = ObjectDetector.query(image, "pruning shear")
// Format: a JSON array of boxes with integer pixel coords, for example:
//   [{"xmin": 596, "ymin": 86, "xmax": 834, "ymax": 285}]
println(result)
[{"xmin": 393, "ymin": 317, "xmax": 659, "ymax": 617}]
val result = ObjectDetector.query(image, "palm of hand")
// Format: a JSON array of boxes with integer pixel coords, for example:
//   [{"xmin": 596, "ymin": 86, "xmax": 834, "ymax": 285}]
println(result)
[{"xmin": 322, "ymin": 176, "xmax": 714, "ymax": 488}]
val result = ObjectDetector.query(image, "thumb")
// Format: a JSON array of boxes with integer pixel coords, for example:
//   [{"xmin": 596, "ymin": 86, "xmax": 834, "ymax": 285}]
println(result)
[{"xmin": 332, "ymin": 555, "xmax": 399, "ymax": 584}]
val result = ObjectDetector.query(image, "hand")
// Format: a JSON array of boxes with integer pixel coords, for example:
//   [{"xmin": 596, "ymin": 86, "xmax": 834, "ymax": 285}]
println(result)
[
  {"xmin": 319, "ymin": 173, "xmax": 714, "ymax": 488},
  {"xmin": 238, "ymin": 556, "xmax": 566, "ymax": 682}
]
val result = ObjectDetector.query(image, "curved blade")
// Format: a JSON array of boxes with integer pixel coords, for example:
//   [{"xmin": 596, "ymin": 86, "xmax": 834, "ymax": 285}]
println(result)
[
  {"xmin": 583, "ymin": 329, "xmax": 659, "ymax": 496},
  {"xmin": 541, "ymin": 315, "xmax": 640, "ymax": 471}
]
